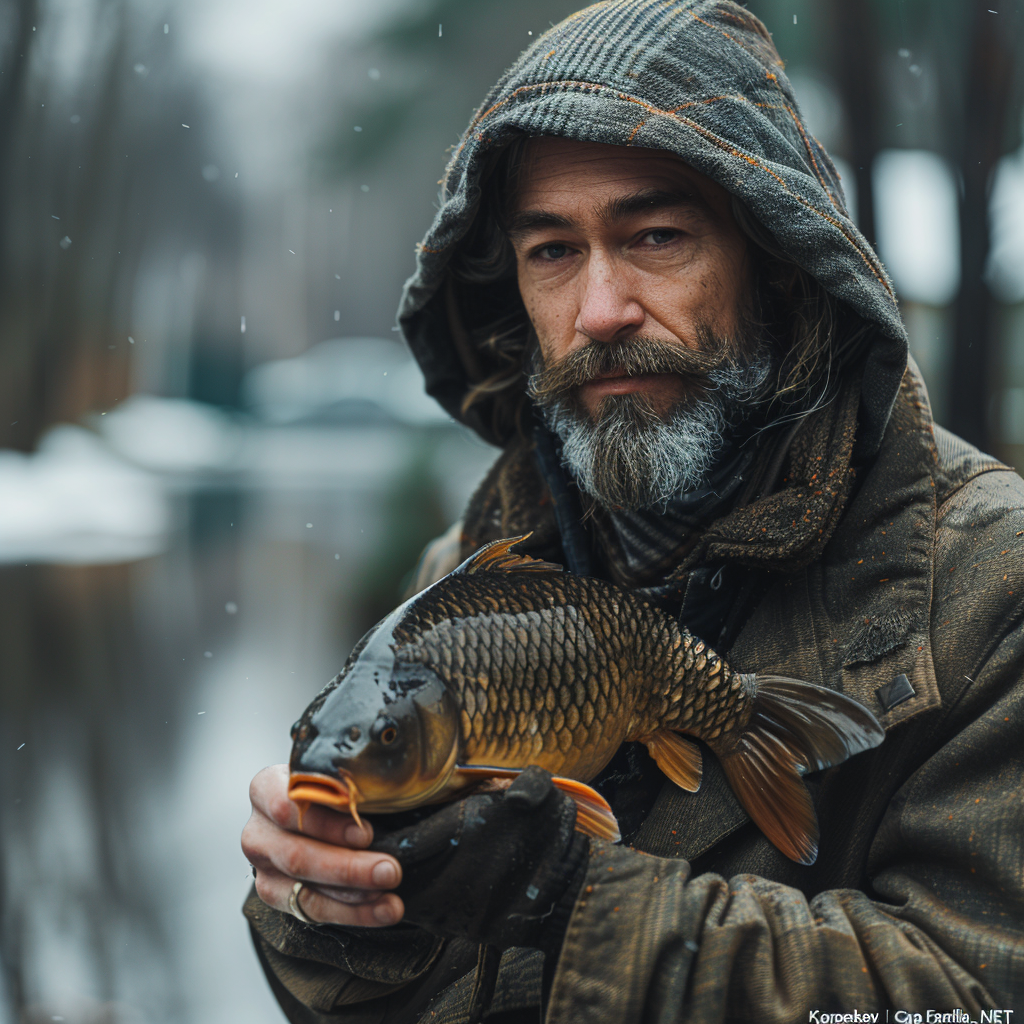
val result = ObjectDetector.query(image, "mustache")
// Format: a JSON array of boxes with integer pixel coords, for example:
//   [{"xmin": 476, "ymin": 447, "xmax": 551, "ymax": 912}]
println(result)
[{"xmin": 526, "ymin": 330, "xmax": 734, "ymax": 406}]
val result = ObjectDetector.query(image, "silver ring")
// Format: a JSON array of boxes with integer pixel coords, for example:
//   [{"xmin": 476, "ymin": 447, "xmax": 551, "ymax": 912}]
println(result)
[{"xmin": 288, "ymin": 881, "xmax": 315, "ymax": 925}]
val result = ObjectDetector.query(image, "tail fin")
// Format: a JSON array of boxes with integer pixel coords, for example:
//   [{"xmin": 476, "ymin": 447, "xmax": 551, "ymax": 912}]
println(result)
[{"xmin": 717, "ymin": 676, "xmax": 884, "ymax": 865}]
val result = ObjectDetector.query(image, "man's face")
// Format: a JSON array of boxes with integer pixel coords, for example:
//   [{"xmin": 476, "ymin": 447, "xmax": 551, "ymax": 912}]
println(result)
[
  {"xmin": 508, "ymin": 138, "xmax": 753, "ymax": 419},
  {"xmin": 506, "ymin": 138, "xmax": 768, "ymax": 509}
]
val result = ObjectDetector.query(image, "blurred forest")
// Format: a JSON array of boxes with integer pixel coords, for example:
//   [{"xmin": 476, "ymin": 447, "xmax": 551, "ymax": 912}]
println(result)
[
  {"xmin": 3, "ymin": 0, "xmax": 1024, "ymax": 453},
  {"xmin": 2, "ymin": 0, "xmax": 1024, "ymax": 1022},
  {"xmin": 0, "ymin": 0, "xmax": 241, "ymax": 451}
]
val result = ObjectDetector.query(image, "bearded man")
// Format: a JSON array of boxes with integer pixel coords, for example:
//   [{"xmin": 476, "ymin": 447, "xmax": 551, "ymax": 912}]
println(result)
[{"xmin": 240, "ymin": 3, "xmax": 1024, "ymax": 1021}]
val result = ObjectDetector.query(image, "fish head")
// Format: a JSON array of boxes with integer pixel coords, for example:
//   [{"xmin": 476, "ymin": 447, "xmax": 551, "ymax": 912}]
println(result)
[{"xmin": 288, "ymin": 660, "xmax": 459, "ymax": 823}]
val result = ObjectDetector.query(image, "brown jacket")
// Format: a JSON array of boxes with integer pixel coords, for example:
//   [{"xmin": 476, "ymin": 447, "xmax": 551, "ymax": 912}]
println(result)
[{"xmin": 245, "ymin": 369, "xmax": 1024, "ymax": 1021}]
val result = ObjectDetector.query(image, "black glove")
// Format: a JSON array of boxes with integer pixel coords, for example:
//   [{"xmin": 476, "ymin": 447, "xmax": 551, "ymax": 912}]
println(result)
[{"xmin": 370, "ymin": 767, "xmax": 589, "ymax": 953}]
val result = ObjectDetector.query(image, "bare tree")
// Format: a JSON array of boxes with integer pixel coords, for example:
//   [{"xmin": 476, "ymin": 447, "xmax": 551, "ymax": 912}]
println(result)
[
  {"xmin": 947, "ymin": 0, "xmax": 1021, "ymax": 451},
  {"xmin": 821, "ymin": 0, "xmax": 884, "ymax": 247}
]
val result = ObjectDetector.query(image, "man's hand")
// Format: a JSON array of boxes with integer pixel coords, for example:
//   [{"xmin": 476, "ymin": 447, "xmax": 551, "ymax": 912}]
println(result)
[
  {"xmin": 372, "ymin": 767, "xmax": 588, "ymax": 951},
  {"xmin": 241, "ymin": 764, "xmax": 404, "ymax": 927}
]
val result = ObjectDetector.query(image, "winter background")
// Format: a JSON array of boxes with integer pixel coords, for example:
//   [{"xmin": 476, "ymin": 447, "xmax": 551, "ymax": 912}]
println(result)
[{"xmin": 0, "ymin": 0, "xmax": 1023, "ymax": 1021}]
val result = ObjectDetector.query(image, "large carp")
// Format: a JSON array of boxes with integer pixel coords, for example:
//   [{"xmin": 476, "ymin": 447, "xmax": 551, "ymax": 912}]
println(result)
[{"xmin": 288, "ymin": 536, "xmax": 883, "ymax": 864}]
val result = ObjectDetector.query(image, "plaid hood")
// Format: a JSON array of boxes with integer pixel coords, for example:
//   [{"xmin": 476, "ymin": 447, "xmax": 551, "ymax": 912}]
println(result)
[{"xmin": 397, "ymin": 0, "xmax": 908, "ymax": 456}]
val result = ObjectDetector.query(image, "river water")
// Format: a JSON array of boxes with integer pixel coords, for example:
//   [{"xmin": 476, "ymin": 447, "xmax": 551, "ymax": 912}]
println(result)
[{"xmin": 0, "ymin": 419, "xmax": 496, "ymax": 1024}]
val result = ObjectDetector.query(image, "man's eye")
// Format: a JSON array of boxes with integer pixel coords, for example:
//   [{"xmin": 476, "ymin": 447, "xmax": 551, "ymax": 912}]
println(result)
[
  {"xmin": 644, "ymin": 229, "xmax": 678, "ymax": 245},
  {"xmin": 537, "ymin": 243, "xmax": 570, "ymax": 260}
]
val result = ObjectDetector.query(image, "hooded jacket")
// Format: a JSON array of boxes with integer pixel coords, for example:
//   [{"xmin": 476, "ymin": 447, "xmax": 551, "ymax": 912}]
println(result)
[
  {"xmin": 397, "ymin": 0, "xmax": 906, "ymax": 460},
  {"xmin": 245, "ymin": 2, "xmax": 1024, "ymax": 1019}
]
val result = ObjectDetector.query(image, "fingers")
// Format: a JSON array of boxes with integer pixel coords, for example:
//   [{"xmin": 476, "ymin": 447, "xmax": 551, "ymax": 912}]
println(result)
[
  {"xmin": 254, "ymin": 863, "xmax": 404, "ymax": 928},
  {"xmin": 505, "ymin": 766, "xmax": 554, "ymax": 810},
  {"xmin": 242, "ymin": 806, "xmax": 402, "ymax": 891},
  {"xmin": 249, "ymin": 764, "xmax": 373, "ymax": 847},
  {"xmin": 242, "ymin": 763, "xmax": 403, "ymax": 930}
]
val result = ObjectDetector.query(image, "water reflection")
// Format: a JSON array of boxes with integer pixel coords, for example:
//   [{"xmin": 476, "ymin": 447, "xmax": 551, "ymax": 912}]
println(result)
[{"xmin": 0, "ymin": 419, "xmax": 495, "ymax": 1024}]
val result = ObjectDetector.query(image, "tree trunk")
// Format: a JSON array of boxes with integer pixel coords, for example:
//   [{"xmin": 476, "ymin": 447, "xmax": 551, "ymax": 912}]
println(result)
[
  {"xmin": 825, "ymin": 0, "xmax": 883, "ymax": 247},
  {"xmin": 947, "ymin": 2, "xmax": 1016, "ymax": 451}
]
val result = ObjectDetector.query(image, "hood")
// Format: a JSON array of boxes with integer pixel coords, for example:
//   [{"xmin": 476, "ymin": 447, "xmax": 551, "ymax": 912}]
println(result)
[{"xmin": 398, "ymin": 0, "xmax": 908, "ymax": 456}]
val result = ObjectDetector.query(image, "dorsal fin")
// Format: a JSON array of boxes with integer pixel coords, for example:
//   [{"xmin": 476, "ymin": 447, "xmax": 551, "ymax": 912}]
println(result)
[{"xmin": 454, "ymin": 534, "xmax": 564, "ymax": 576}]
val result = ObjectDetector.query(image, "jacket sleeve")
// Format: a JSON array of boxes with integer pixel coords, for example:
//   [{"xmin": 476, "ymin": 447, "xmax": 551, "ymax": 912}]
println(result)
[
  {"xmin": 243, "ymin": 887, "xmax": 446, "ymax": 1021},
  {"xmin": 545, "ymin": 636, "xmax": 1024, "ymax": 1021}
]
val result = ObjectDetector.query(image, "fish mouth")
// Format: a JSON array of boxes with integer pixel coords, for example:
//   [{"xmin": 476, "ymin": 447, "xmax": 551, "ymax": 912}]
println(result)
[{"xmin": 288, "ymin": 771, "xmax": 364, "ymax": 831}]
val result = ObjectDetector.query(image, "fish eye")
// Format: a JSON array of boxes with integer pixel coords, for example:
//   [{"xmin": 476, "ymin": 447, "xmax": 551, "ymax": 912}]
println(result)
[
  {"xmin": 371, "ymin": 717, "xmax": 399, "ymax": 745},
  {"xmin": 291, "ymin": 721, "xmax": 315, "ymax": 743}
]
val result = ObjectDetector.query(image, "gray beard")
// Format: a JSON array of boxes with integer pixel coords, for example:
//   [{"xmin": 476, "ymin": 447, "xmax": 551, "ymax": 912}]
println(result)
[{"xmin": 539, "ymin": 356, "xmax": 773, "ymax": 511}]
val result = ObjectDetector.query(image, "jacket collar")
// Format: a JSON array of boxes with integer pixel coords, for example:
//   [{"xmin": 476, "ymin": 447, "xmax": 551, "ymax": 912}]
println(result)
[{"xmin": 808, "ymin": 365, "xmax": 942, "ymax": 733}]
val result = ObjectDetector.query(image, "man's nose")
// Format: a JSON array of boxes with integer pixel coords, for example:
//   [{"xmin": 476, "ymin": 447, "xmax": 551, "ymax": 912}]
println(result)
[{"xmin": 575, "ymin": 254, "xmax": 645, "ymax": 343}]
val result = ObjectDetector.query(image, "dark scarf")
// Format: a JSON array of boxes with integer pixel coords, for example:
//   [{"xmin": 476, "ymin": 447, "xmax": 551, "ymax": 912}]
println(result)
[
  {"xmin": 462, "ymin": 374, "xmax": 862, "ymax": 592},
  {"xmin": 588, "ymin": 441, "xmax": 761, "ymax": 589}
]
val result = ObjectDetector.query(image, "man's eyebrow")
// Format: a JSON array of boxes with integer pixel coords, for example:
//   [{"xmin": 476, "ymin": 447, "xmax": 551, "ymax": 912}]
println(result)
[
  {"xmin": 505, "ymin": 187, "xmax": 707, "ymax": 240},
  {"xmin": 602, "ymin": 187, "xmax": 707, "ymax": 222},
  {"xmin": 505, "ymin": 210, "xmax": 575, "ymax": 240}
]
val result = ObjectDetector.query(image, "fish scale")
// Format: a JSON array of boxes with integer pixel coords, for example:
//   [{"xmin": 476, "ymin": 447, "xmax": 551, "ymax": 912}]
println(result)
[
  {"xmin": 289, "ymin": 536, "xmax": 885, "ymax": 865},
  {"xmin": 397, "ymin": 571, "xmax": 733, "ymax": 781}
]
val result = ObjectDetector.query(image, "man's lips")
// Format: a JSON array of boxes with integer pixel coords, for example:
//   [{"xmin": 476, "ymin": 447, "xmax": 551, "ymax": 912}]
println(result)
[{"xmin": 581, "ymin": 371, "xmax": 683, "ymax": 397}]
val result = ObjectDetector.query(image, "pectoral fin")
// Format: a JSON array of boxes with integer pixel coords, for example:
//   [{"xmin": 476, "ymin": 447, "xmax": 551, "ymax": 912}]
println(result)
[
  {"xmin": 455, "ymin": 765, "xmax": 621, "ymax": 843},
  {"xmin": 549, "ymin": 776, "xmax": 621, "ymax": 843},
  {"xmin": 641, "ymin": 729, "xmax": 702, "ymax": 792}
]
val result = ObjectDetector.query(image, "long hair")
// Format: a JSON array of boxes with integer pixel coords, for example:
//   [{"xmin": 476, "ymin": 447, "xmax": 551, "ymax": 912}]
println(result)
[{"xmin": 446, "ymin": 137, "xmax": 875, "ymax": 442}]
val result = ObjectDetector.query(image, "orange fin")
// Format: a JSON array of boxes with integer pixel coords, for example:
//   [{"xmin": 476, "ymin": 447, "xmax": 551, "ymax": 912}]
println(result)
[
  {"xmin": 455, "ymin": 765, "xmax": 621, "ymax": 843},
  {"xmin": 717, "ymin": 675, "xmax": 885, "ymax": 865},
  {"xmin": 454, "ymin": 535, "xmax": 563, "ymax": 576},
  {"xmin": 642, "ymin": 729, "xmax": 702, "ymax": 792},
  {"xmin": 551, "ymin": 776, "xmax": 621, "ymax": 843}
]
